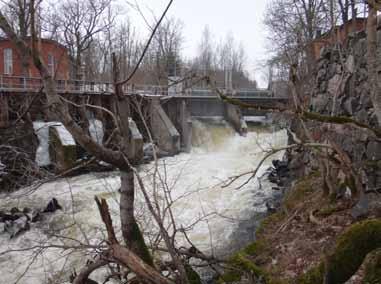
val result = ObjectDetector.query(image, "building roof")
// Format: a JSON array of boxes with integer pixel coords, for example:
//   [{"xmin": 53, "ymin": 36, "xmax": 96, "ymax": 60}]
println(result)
[{"xmin": 0, "ymin": 37, "xmax": 68, "ymax": 51}]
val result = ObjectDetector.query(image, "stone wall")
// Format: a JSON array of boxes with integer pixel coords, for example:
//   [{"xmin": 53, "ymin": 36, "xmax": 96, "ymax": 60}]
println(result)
[{"xmin": 294, "ymin": 29, "xmax": 381, "ymax": 191}]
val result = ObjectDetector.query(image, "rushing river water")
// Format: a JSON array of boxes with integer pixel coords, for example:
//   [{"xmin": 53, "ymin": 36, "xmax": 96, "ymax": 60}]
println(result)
[{"xmin": 0, "ymin": 119, "xmax": 287, "ymax": 284}]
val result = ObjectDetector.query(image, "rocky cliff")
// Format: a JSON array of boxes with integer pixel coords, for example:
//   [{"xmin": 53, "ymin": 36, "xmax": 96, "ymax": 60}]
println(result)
[{"xmin": 290, "ymin": 29, "xmax": 381, "ymax": 195}]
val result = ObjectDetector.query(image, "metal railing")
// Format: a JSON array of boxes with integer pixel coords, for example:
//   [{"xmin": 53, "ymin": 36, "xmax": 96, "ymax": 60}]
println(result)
[
  {"xmin": 0, "ymin": 75, "xmax": 172, "ymax": 96},
  {"xmin": 0, "ymin": 75, "xmax": 275, "ymax": 98},
  {"xmin": 182, "ymin": 87, "xmax": 273, "ymax": 98},
  {"xmin": 0, "ymin": 75, "xmax": 115, "ymax": 94}
]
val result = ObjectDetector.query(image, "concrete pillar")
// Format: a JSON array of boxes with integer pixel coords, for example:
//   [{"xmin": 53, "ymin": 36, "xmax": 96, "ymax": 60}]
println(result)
[
  {"xmin": 150, "ymin": 98, "xmax": 180, "ymax": 155},
  {"xmin": 49, "ymin": 125, "xmax": 77, "ymax": 172},
  {"xmin": 224, "ymin": 103, "xmax": 247, "ymax": 136},
  {"xmin": 128, "ymin": 118, "xmax": 143, "ymax": 163},
  {"xmin": 178, "ymin": 100, "xmax": 192, "ymax": 152}
]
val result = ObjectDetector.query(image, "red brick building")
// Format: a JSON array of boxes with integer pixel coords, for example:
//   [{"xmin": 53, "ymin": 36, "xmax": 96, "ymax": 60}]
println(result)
[
  {"xmin": 310, "ymin": 18, "xmax": 367, "ymax": 61},
  {"xmin": 0, "ymin": 38, "xmax": 71, "ymax": 128},
  {"xmin": 0, "ymin": 37, "xmax": 70, "ymax": 80}
]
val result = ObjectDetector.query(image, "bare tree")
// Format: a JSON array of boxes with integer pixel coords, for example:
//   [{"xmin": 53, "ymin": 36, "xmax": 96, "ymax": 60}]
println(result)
[
  {"xmin": 264, "ymin": 0, "xmax": 329, "ymax": 78},
  {"xmin": 2, "ymin": 0, "xmax": 34, "ymax": 75},
  {"xmin": 48, "ymin": 0, "xmax": 114, "ymax": 79},
  {"xmin": 115, "ymin": 21, "xmax": 141, "ymax": 80},
  {"xmin": 141, "ymin": 17, "xmax": 184, "ymax": 85},
  {"xmin": 191, "ymin": 28, "xmax": 255, "ymax": 89},
  {"xmin": 195, "ymin": 26, "xmax": 216, "ymax": 76}
]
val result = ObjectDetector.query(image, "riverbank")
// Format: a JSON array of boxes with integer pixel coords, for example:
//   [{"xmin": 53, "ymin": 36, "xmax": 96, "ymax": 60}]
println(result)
[{"xmin": 217, "ymin": 171, "xmax": 381, "ymax": 284}]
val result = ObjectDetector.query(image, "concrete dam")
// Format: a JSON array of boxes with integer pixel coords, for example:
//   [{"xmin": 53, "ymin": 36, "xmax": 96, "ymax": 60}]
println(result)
[{"xmin": 0, "ymin": 77, "xmax": 289, "ymax": 170}]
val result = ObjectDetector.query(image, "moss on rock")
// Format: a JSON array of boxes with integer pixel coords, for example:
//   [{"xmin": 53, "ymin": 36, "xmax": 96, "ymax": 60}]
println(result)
[
  {"xmin": 298, "ymin": 219, "xmax": 381, "ymax": 284},
  {"xmin": 256, "ymin": 211, "xmax": 285, "ymax": 238},
  {"xmin": 283, "ymin": 172, "xmax": 319, "ymax": 211},
  {"xmin": 297, "ymin": 262, "xmax": 325, "ymax": 284},
  {"xmin": 363, "ymin": 249, "xmax": 381, "ymax": 284},
  {"xmin": 218, "ymin": 252, "xmax": 266, "ymax": 283},
  {"xmin": 324, "ymin": 219, "xmax": 381, "ymax": 284},
  {"xmin": 242, "ymin": 240, "xmax": 266, "ymax": 256}
]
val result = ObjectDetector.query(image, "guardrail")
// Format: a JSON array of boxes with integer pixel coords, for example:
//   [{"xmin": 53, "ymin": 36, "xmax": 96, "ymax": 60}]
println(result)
[
  {"xmin": 0, "ymin": 75, "xmax": 172, "ymax": 95},
  {"xmin": 0, "ymin": 75, "xmax": 113, "ymax": 93},
  {"xmin": 0, "ymin": 75, "xmax": 275, "ymax": 98},
  {"xmin": 182, "ymin": 88, "xmax": 273, "ymax": 98}
]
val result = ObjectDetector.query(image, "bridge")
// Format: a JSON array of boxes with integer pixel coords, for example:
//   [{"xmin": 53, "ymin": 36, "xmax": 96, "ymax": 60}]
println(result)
[
  {"xmin": 168, "ymin": 88, "xmax": 287, "ymax": 117},
  {"xmin": 0, "ymin": 75, "xmax": 288, "ymax": 116}
]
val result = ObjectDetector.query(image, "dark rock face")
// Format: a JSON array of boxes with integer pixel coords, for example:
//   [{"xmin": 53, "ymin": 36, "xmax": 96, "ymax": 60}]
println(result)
[
  {"xmin": 351, "ymin": 194, "xmax": 370, "ymax": 219},
  {"xmin": 289, "ymin": 29, "xmax": 381, "ymax": 195},
  {"xmin": 366, "ymin": 141, "xmax": 381, "ymax": 161},
  {"xmin": 43, "ymin": 198, "xmax": 62, "ymax": 213},
  {"xmin": 4, "ymin": 216, "xmax": 30, "ymax": 238},
  {"xmin": 265, "ymin": 200, "xmax": 281, "ymax": 214},
  {"xmin": 0, "ymin": 198, "xmax": 63, "ymax": 238},
  {"xmin": 262, "ymin": 159, "xmax": 292, "ymax": 214},
  {"xmin": 0, "ymin": 211, "xmax": 20, "ymax": 222},
  {"xmin": 269, "ymin": 160, "xmax": 290, "ymax": 185}
]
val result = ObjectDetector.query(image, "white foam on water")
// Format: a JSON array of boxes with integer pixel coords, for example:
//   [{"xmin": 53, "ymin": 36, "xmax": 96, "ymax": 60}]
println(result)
[
  {"xmin": 33, "ymin": 121, "xmax": 55, "ymax": 166},
  {"xmin": 0, "ymin": 121, "xmax": 287, "ymax": 283},
  {"xmin": 88, "ymin": 119, "xmax": 104, "ymax": 145}
]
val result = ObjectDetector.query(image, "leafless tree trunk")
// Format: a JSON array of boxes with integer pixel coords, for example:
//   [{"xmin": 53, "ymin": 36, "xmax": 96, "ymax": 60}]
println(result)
[{"xmin": 366, "ymin": 1, "xmax": 381, "ymax": 125}]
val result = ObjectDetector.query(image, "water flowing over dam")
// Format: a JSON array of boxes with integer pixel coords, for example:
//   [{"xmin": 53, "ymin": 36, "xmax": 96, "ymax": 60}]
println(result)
[{"xmin": 0, "ymin": 119, "xmax": 287, "ymax": 284}]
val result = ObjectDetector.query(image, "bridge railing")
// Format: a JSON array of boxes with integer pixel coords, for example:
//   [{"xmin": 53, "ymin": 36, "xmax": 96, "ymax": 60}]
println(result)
[
  {"xmin": 131, "ymin": 84, "xmax": 168, "ymax": 96},
  {"xmin": 181, "ymin": 87, "xmax": 273, "ymax": 98},
  {"xmin": 0, "ymin": 75, "xmax": 171, "ymax": 95},
  {"xmin": 234, "ymin": 88, "xmax": 274, "ymax": 98},
  {"xmin": 0, "ymin": 75, "xmax": 277, "ymax": 98},
  {"xmin": 0, "ymin": 75, "xmax": 43, "ymax": 91},
  {"xmin": 0, "ymin": 75, "xmax": 116, "ymax": 94}
]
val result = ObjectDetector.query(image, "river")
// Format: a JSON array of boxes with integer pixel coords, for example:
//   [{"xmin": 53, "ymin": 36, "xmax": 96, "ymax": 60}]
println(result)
[{"xmin": 0, "ymin": 119, "xmax": 287, "ymax": 284}]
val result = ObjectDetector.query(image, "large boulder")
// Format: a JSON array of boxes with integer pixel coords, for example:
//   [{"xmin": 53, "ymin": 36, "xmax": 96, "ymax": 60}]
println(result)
[
  {"xmin": 4, "ymin": 216, "xmax": 30, "ymax": 239},
  {"xmin": 43, "ymin": 198, "xmax": 63, "ymax": 213},
  {"xmin": 0, "ymin": 198, "xmax": 63, "ymax": 238}
]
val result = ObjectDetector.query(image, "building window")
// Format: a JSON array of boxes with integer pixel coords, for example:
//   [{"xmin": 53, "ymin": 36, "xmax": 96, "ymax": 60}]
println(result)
[
  {"xmin": 4, "ymin": 48, "xmax": 13, "ymax": 75},
  {"xmin": 47, "ymin": 53, "xmax": 55, "ymax": 75}
]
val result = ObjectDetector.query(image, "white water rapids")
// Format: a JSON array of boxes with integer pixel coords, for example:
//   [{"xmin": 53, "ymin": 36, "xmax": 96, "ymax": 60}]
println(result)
[{"xmin": 0, "ymin": 119, "xmax": 287, "ymax": 284}]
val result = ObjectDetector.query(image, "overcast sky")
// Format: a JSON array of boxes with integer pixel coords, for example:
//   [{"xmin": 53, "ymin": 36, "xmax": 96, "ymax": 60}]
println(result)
[{"xmin": 128, "ymin": 0, "xmax": 271, "ymax": 87}]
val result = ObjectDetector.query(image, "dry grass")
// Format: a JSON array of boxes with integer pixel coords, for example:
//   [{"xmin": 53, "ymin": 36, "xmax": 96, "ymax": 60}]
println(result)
[{"xmin": 248, "ymin": 173, "xmax": 381, "ymax": 283}]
